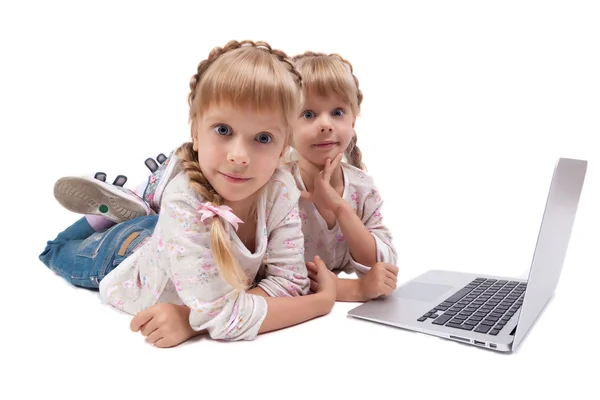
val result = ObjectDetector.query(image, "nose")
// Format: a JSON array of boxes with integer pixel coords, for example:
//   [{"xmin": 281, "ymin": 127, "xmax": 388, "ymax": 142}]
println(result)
[
  {"xmin": 318, "ymin": 115, "xmax": 333, "ymax": 133},
  {"xmin": 227, "ymin": 138, "xmax": 250, "ymax": 165}
]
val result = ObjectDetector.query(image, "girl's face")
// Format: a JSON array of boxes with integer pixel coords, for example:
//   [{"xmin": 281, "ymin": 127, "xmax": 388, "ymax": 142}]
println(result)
[
  {"xmin": 193, "ymin": 103, "xmax": 287, "ymax": 208},
  {"xmin": 292, "ymin": 93, "xmax": 355, "ymax": 166}
]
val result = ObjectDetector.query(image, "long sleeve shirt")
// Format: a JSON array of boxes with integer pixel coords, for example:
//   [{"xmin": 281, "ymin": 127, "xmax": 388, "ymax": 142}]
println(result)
[
  {"xmin": 99, "ymin": 161, "xmax": 310, "ymax": 341},
  {"xmin": 282, "ymin": 162, "xmax": 398, "ymax": 277}
]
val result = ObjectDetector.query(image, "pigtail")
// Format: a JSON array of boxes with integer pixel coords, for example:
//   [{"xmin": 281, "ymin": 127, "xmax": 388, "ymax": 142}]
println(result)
[
  {"xmin": 175, "ymin": 142, "xmax": 249, "ymax": 291},
  {"xmin": 344, "ymin": 131, "xmax": 365, "ymax": 170}
]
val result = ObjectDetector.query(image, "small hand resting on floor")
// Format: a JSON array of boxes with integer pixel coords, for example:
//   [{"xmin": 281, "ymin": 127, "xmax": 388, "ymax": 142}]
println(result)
[{"xmin": 130, "ymin": 255, "xmax": 337, "ymax": 348}]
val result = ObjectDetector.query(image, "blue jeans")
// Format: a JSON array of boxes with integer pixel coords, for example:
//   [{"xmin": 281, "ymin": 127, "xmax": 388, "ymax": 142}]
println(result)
[{"xmin": 39, "ymin": 215, "xmax": 159, "ymax": 289}]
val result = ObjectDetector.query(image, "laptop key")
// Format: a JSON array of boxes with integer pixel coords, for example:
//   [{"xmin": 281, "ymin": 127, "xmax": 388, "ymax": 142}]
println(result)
[
  {"xmin": 446, "ymin": 323, "xmax": 473, "ymax": 330},
  {"xmin": 474, "ymin": 325, "xmax": 491, "ymax": 333},
  {"xmin": 417, "ymin": 316, "xmax": 427, "ymax": 322},
  {"xmin": 445, "ymin": 287, "xmax": 474, "ymax": 303},
  {"xmin": 432, "ymin": 314, "xmax": 453, "ymax": 325}
]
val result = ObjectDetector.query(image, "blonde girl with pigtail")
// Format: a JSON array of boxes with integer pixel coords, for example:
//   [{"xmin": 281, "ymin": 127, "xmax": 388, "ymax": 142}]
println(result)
[
  {"xmin": 285, "ymin": 51, "xmax": 400, "ymax": 302},
  {"xmin": 39, "ymin": 40, "xmax": 338, "ymax": 348}
]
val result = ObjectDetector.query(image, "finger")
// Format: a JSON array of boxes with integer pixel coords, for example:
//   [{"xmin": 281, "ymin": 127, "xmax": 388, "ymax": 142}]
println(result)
[
  {"xmin": 306, "ymin": 261, "xmax": 318, "ymax": 272},
  {"xmin": 385, "ymin": 270, "xmax": 397, "ymax": 282},
  {"xmin": 385, "ymin": 277, "xmax": 397, "ymax": 291},
  {"xmin": 310, "ymin": 279, "xmax": 319, "ymax": 293},
  {"xmin": 331, "ymin": 152, "xmax": 344, "ymax": 169},
  {"xmin": 385, "ymin": 264, "xmax": 400, "ymax": 276},
  {"xmin": 140, "ymin": 318, "xmax": 160, "ymax": 337},
  {"xmin": 322, "ymin": 158, "xmax": 333, "ymax": 181},
  {"xmin": 300, "ymin": 191, "xmax": 312, "ymax": 202},
  {"xmin": 145, "ymin": 328, "xmax": 164, "ymax": 345},
  {"xmin": 313, "ymin": 255, "xmax": 326, "ymax": 269},
  {"xmin": 130, "ymin": 309, "xmax": 154, "ymax": 332},
  {"xmin": 154, "ymin": 337, "xmax": 174, "ymax": 348},
  {"xmin": 307, "ymin": 270, "xmax": 317, "ymax": 281}
]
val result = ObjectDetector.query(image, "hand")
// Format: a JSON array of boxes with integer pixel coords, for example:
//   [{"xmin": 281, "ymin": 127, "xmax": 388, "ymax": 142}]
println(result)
[
  {"xmin": 300, "ymin": 153, "xmax": 346, "ymax": 216},
  {"xmin": 358, "ymin": 262, "xmax": 399, "ymax": 300},
  {"xmin": 306, "ymin": 255, "xmax": 337, "ymax": 308},
  {"xmin": 130, "ymin": 303, "xmax": 199, "ymax": 348}
]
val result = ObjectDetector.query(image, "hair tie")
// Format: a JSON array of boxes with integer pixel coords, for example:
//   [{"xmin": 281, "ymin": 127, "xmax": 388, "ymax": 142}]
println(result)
[{"xmin": 197, "ymin": 202, "xmax": 244, "ymax": 231}]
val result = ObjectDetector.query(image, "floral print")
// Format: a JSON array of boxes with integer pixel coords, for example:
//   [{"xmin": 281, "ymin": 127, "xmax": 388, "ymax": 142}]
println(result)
[
  {"xmin": 282, "ymin": 162, "xmax": 398, "ymax": 277},
  {"xmin": 99, "ymin": 159, "xmax": 309, "ymax": 341}
]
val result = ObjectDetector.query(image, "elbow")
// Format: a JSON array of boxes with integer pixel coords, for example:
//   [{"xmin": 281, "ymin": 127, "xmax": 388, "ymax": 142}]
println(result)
[
  {"xmin": 195, "ymin": 293, "xmax": 267, "ymax": 341},
  {"xmin": 258, "ymin": 276, "xmax": 310, "ymax": 297}
]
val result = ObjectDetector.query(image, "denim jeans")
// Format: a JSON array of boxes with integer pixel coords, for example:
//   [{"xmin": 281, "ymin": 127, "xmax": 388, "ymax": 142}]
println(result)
[{"xmin": 39, "ymin": 215, "xmax": 159, "ymax": 289}]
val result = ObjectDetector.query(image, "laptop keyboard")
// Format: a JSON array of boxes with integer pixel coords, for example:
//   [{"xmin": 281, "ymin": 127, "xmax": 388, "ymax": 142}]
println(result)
[{"xmin": 417, "ymin": 277, "xmax": 525, "ymax": 336}]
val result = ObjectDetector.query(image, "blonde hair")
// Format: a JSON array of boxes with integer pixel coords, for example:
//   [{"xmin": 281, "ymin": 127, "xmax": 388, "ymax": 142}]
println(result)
[
  {"xmin": 292, "ymin": 51, "xmax": 365, "ymax": 170},
  {"xmin": 175, "ymin": 40, "xmax": 303, "ymax": 291}
]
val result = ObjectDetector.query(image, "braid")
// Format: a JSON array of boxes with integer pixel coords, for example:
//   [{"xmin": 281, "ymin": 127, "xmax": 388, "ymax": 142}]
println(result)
[
  {"xmin": 296, "ymin": 51, "xmax": 363, "ymax": 107},
  {"xmin": 175, "ymin": 142, "xmax": 249, "ymax": 290},
  {"xmin": 188, "ymin": 40, "xmax": 302, "ymax": 121},
  {"xmin": 344, "ymin": 131, "xmax": 365, "ymax": 170},
  {"xmin": 176, "ymin": 142, "xmax": 223, "ymax": 205},
  {"xmin": 188, "ymin": 40, "xmax": 251, "ymax": 115},
  {"xmin": 269, "ymin": 47, "xmax": 303, "ymax": 89}
]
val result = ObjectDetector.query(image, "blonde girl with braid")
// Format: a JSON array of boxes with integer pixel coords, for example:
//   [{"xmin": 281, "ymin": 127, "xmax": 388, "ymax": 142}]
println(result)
[
  {"xmin": 53, "ymin": 49, "xmax": 400, "ymax": 306},
  {"xmin": 39, "ymin": 40, "xmax": 338, "ymax": 348},
  {"xmin": 283, "ymin": 51, "xmax": 400, "ymax": 303}
]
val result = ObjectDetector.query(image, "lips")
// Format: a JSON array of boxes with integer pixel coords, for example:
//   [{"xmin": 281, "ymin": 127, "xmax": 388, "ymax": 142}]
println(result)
[
  {"xmin": 313, "ymin": 141, "xmax": 339, "ymax": 148},
  {"xmin": 219, "ymin": 172, "xmax": 251, "ymax": 183}
]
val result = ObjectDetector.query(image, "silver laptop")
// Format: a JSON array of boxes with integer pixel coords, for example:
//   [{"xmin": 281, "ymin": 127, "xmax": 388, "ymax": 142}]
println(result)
[{"xmin": 347, "ymin": 158, "xmax": 587, "ymax": 353}]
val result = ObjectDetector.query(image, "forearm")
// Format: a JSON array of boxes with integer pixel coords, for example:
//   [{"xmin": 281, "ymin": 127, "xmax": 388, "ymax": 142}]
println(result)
[
  {"xmin": 257, "ymin": 293, "xmax": 331, "ymax": 334},
  {"xmin": 335, "ymin": 203, "xmax": 377, "ymax": 267},
  {"xmin": 336, "ymin": 277, "xmax": 368, "ymax": 302}
]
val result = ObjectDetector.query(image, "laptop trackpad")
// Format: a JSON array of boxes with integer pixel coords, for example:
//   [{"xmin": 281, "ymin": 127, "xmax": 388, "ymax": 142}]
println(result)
[{"xmin": 394, "ymin": 282, "xmax": 453, "ymax": 302}]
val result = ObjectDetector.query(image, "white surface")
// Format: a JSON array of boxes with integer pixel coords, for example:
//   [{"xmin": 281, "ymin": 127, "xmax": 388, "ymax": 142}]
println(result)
[{"xmin": 2, "ymin": 1, "xmax": 599, "ymax": 399}]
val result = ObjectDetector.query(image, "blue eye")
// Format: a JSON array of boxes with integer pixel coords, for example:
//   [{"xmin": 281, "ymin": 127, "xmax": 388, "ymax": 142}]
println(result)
[
  {"xmin": 301, "ymin": 110, "xmax": 315, "ymax": 119},
  {"xmin": 332, "ymin": 108, "xmax": 344, "ymax": 117},
  {"xmin": 256, "ymin": 133, "xmax": 273, "ymax": 144},
  {"xmin": 214, "ymin": 124, "xmax": 231, "ymax": 136}
]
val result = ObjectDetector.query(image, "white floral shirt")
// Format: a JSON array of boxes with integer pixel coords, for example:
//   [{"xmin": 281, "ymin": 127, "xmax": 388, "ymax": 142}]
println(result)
[
  {"xmin": 281, "ymin": 162, "xmax": 397, "ymax": 276},
  {"xmin": 99, "ymin": 160, "xmax": 309, "ymax": 341}
]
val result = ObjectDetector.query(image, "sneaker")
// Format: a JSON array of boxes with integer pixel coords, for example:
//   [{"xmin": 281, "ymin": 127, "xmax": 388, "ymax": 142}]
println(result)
[
  {"xmin": 144, "ymin": 153, "xmax": 168, "ymax": 173},
  {"xmin": 141, "ymin": 150, "xmax": 179, "ymax": 213},
  {"xmin": 54, "ymin": 175, "xmax": 154, "ymax": 223},
  {"xmin": 93, "ymin": 172, "xmax": 128, "ymax": 187}
]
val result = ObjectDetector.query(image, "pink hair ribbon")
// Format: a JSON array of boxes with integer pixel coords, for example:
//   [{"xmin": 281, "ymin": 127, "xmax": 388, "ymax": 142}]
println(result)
[{"xmin": 197, "ymin": 203, "xmax": 244, "ymax": 231}]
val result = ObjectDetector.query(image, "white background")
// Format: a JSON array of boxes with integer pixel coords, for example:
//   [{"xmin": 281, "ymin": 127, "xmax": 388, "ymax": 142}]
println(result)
[{"xmin": 1, "ymin": 0, "xmax": 599, "ymax": 399}]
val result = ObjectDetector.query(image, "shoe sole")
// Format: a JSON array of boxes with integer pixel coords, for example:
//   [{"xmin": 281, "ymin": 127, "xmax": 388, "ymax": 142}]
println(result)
[{"xmin": 54, "ymin": 177, "xmax": 149, "ymax": 223}]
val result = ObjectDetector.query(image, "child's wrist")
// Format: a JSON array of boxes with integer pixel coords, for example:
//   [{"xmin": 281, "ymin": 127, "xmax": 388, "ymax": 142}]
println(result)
[
  {"xmin": 337, "ymin": 277, "xmax": 368, "ymax": 302},
  {"xmin": 315, "ymin": 291, "xmax": 336, "ymax": 315},
  {"xmin": 333, "ymin": 201, "xmax": 352, "ymax": 219},
  {"xmin": 356, "ymin": 276, "xmax": 369, "ymax": 301}
]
